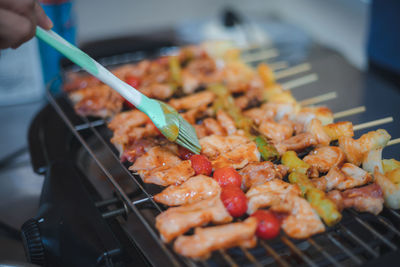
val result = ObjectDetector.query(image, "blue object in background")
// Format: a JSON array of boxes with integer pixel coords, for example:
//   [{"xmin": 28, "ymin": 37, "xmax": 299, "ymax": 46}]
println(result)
[
  {"xmin": 38, "ymin": 0, "xmax": 77, "ymax": 92},
  {"xmin": 367, "ymin": 0, "xmax": 400, "ymax": 77}
]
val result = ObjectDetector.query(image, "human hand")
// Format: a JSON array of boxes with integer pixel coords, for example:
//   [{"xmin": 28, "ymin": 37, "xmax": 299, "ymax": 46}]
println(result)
[{"xmin": 0, "ymin": 0, "xmax": 53, "ymax": 49}]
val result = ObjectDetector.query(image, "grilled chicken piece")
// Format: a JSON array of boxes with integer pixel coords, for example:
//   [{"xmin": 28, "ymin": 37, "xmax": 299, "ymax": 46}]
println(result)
[
  {"xmin": 306, "ymin": 119, "xmax": 331, "ymax": 146},
  {"xmin": 154, "ymin": 175, "xmax": 221, "ymax": 206},
  {"xmin": 216, "ymin": 110, "xmax": 237, "ymax": 135},
  {"xmin": 174, "ymin": 217, "xmax": 257, "ymax": 259},
  {"xmin": 246, "ymin": 180, "xmax": 324, "ymax": 239},
  {"xmin": 181, "ymin": 105, "xmax": 209, "ymax": 125},
  {"xmin": 130, "ymin": 146, "xmax": 194, "ymax": 186},
  {"xmin": 246, "ymin": 179, "xmax": 302, "ymax": 213},
  {"xmin": 211, "ymin": 140, "xmax": 260, "ymax": 169},
  {"xmin": 239, "ymin": 162, "xmax": 288, "ymax": 190},
  {"xmin": 69, "ymin": 84, "xmax": 123, "ymax": 118},
  {"xmin": 374, "ymin": 168, "xmax": 400, "ymax": 209},
  {"xmin": 339, "ymin": 129, "xmax": 391, "ymax": 165},
  {"xmin": 222, "ymin": 61, "xmax": 255, "ymax": 93},
  {"xmin": 203, "ymin": 118, "xmax": 226, "ymax": 136},
  {"xmin": 156, "ymin": 196, "xmax": 232, "ymax": 243},
  {"xmin": 200, "ymin": 134, "xmax": 252, "ymax": 160},
  {"xmin": 243, "ymin": 107, "xmax": 274, "ymax": 125},
  {"xmin": 262, "ymin": 102, "xmax": 299, "ymax": 121},
  {"xmin": 141, "ymin": 83, "xmax": 175, "ymax": 99},
  {"xmin": 312, "ymin": 163, "xmax": 372, "ymax": 191},
  {"xmin": 327, "ymin": 183, "xmax": 384, "ymax": 215},
  {"xmin": 169, "ymin": 91, "xmax": 215, "ymax": 111},
  {"xmin": 295, "ymin": 107, "xmax": 333, "ymax": 127},
  {"xmin": 109, "ymin": 110, "xmax": 161, "ymax": 154},
  {"xmin": 274, "ymin": 132, "xmax": 318, "ymax": 155},
  {"xmin": 303, "ymin": 146, "xmax": 346, "ymax": 174},
  {"xmin": 194, "ymin": 124, "xmax": 209, "ymax": 139},
  {"xmin": 323, "ymin": 121, "xmax": 354, "ymax": 141},
  {"xmin": 259, "ymin": 120, "xmax": 293, "ymax": 143}
]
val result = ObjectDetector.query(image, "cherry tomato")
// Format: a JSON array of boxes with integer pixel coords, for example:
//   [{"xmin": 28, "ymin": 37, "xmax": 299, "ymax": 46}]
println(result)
[
  {"xmin": 190, "ymin": 154, "xmax": 212, "ymax": 176},
  {"xmin": 178, "ymin": 146, "xmax": 194, "ymax": 160},
  {"xmin": 125, "ymin": 75, "xmax": 141, "ymax": 88},
  {"xmin": 251, "ymin": 210, "xmax": 281, "ymax": 240},
  {"xmin": 213, "ymin": 167, "xmax": 242, "ymax": 187},
  {"xmin": 220, "ymin": 185, "xmax": 247, "ymax": 217}
]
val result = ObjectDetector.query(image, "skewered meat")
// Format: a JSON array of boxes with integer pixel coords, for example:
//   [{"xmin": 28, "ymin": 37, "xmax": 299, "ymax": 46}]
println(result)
[
  {"xmin": 303, "ymin": 146, "xmax": 346, "ymax": 174},
  {"xmin": 169, "ymin": 91, "xmax": 215, "ymax": 110},
  {"xmin": 246, "ymin": 180, "xmax": 324, "ymax": 238},
  {"xmin": 216, "ymin": 110, "xmax": 237, "ymax": 135},
  {"xmin": 239, "ymin": 161, "xmax": 288, "ymax": 190},
  {"xmin": 323, "ymin": 121, "xmax": 354, "ymax": 140},
  {"xmin": 374, "ymin": 168, "xmax": 400, "ymax": 209},
  {"xmin": 69, "ymin": 84, "xmax": 123, "ymax": 118},
  {"xmin": 130, "ymin": 146, "xmax": 194, "ymax": 186},
  {"xmin": 306, "ymin": 119, "xmax": 331, "ymax": 146},
  {"xmin": 295, "ymin": 107, "xmax": 333, "ymax": 127},
  {"xmin": 174, "ymin": 217, "xmax": 257, "ymax": 259},
  {"xmin": 156, "ymin": 196, "xmax": 232, "ymax": 242},
  {"xmin": 327, "ymin": 183, "xmax": 384, "ymax": 215},
  {"xmin": 274, "ymin": 132, "xmax": 318, "ymax": 155},
  {"xmin": 312, "ymin": 163, "xmax": 372, "ymax": 191},
  {"xmin": 259, "ymin": 120, "xmax": 293, "ymax": 142},
  {"xmin": 154, "ymin": 175, "xmax": 221, "ymax": 206},
  {"xmin": 339, "ymin": 129, "xmax": 391, "ymax": 165}
]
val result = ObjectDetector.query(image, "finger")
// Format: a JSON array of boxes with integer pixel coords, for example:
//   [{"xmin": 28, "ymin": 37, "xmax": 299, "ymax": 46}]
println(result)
[
  {"xmin": 0, "ymin": 0, "xmax": 35, "ymax": 16},
  {"xmin": 0, "ymin": 8, "xmax": 35, "ymax": 49},
  {"xmin": 34, "ymin": 2, "xmax": 52, "ymax": 29}
]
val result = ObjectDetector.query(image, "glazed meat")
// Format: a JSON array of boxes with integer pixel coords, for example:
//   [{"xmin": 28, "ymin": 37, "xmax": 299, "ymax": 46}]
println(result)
[
  {"xmin": 259, "ymin": 120, "xmax": 293, "ymax": 142},
  {"xmin": 174, "ymin": 217, "xmax": 257, "ymax": 259},
  {"xmin": 69, "ymin": 84, "xmax": 123, "ymax": 118},
  {"xmin": 327, "ymin": 183, "xmax": 384, "ymax": 215},
  {"xmin": 239, "ymin": 161, "xmax": 288, "ymax": 190},
  {"xmin": 306, "ymin": 119, "xmax": 331, "ymax": 146},
  {"xmin": 154, "ymin": 175, "xmax": 221, "ymax": 206},
  {"xmin": 312, "ymin": 163, "xmax": 372, "ymax": 191},
  {"xmin": 339, "ymin": 129, "xmax": 391, "ymax": 165},
  {"xmin": 200, "ymin": 134, "xmax": 260, "ymax": 169},
  {"xmin": 303, "ymin": 146, "xmax": 346, "ymax": 174},
  {"xmin": 274, "ymin": 132, "xmax": 318, "ymax": 155},
  {"xmin": 155, "ymin": 196, "xmax": 232, "ymax": 242},
  {"xmin": 246, "ymin": 180, "xmax": 324, "ymax": 239},
  {"xmin": 169, "ymin": 91, "xmax": 215, "ymax": 111},
  {"xmin": 130, "ymin": 146, "xmax": 194, "ymax": 186}
]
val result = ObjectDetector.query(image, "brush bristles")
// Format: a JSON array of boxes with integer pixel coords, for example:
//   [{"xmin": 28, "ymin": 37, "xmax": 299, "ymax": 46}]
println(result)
[{"xmin": 177, "ymin": 116, "xmax": 201, "ymax": 154}]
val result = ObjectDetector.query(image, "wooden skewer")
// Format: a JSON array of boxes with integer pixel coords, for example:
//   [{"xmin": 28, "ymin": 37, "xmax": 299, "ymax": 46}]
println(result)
[
  {"xmin": 299, "ymin": 92, "xmax": 337, "ymax": 106},
  {"xmin": 387, "ymin": 138, "xmax": 400, "ymax": 147},
  {"xmin": 274, "ymin": 63, "xmax": 312, "ymax": 80},
  {"xmin": 282, "ymin": 73, "xmax": 318, "ymax": 90},
  {"xmin": 353, "ymin": 117, "xmax": 394, "ymax": 131},
  {"xmin": 333, "ymin": 106, "xmax": 366, "ymax": 119},
  {"xmin": 269, "ymin": 61, "xmax": 289, "ymax": 71},
  {"xmin": 241, "ymin": 48, "xmax": 279, "ymax": 63}
]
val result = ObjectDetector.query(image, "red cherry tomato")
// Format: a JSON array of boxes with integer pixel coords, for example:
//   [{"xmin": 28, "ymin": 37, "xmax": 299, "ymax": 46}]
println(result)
[
  {"xmin": 220, "ymin": 185, "xmax": 247, "ymax": 217},
  {"xmin": 178, "ymin": 146, "xmax": 194, "ymax": 160},
  {"xmin": 213, "ymin": 167, "xmax": 242, "ymax": 187},
  {"xmin": 251, "ymin": 210, "xmax": 281, "ymax": 240},
  {"xmin": 125, "ymin": 75, "xmax": 141, "ymax": 88},
  {"xmin": 190, "ymin": 154, "xmax": 212, "ymax": 176}
]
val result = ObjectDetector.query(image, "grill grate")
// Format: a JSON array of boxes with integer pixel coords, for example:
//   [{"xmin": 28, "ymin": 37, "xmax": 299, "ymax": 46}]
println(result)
[{"xmin": 49, "ymin": 65, "xmax": 400, "ymax": 266}]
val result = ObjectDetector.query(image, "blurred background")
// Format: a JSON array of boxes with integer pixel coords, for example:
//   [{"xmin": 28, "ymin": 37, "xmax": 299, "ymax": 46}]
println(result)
[{"xmin": 1, "ymin": 0, "xmax": 399, "ymax": 264}]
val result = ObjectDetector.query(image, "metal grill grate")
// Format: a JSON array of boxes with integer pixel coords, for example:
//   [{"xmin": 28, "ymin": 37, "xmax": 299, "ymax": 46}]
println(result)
[
  {"xmin": 49, "ymin": 49, "xmax": 400, "ymax": 265},
  {"xmin": 46, "ymin": 89, "xmax": 400, "ymax": 267}
]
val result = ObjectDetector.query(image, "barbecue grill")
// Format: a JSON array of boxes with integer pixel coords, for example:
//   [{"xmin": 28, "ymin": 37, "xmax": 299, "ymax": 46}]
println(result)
[{"xmin": 22, "ymin": 45, "xmax": 400, "ymax": 267}]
